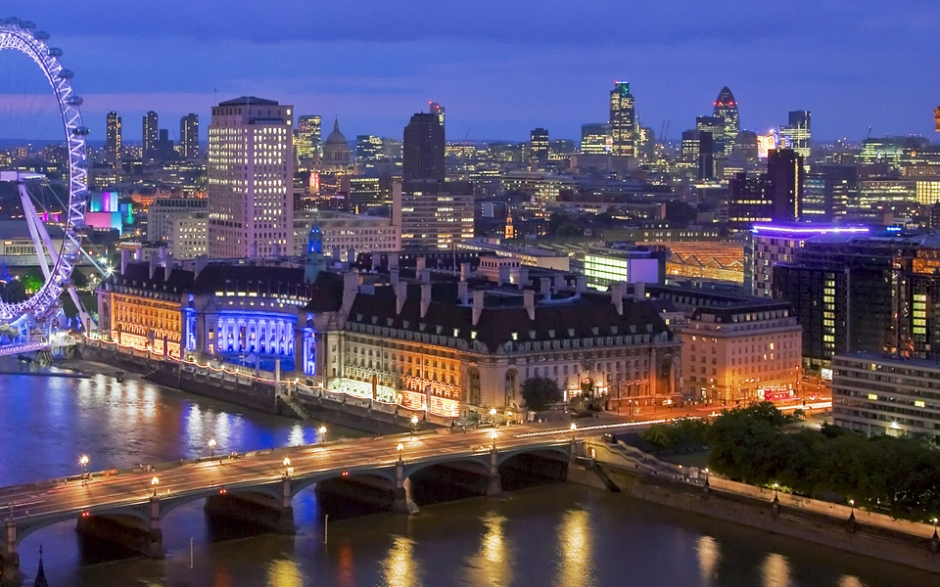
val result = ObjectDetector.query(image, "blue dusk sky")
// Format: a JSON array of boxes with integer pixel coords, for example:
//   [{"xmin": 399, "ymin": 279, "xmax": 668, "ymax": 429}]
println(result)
[{"xmin": 1, "ymin": 0, "xmax": 938, "ymax": 143}]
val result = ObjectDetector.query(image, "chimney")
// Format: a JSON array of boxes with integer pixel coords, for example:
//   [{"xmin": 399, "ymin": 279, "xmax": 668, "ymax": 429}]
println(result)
[
  {"xmin": 416, "ymin": 256, "xmax": 426, "ymax": 274},
  {"xmin": 575, "ymin": 275, "xmax": 587, "ymax": 294},
  {"xmin": 134, "ymin": 245, "xmax": 142, "ymax": 261},
  {"xmin": 611, "ymin": 283, "xmax": 624, "ymax": 316},
  {"xmin": 539, "ymin": 277, "xmax": 551, "ymax": 297},
  {"xmin": 634, "ymin": 282, "xmax": 646, "ymax": 301},
  {"xmin": 498, "ymin": 265, "xmax": 510, "ymax": 286},
  {"xmin": 553, "ymin": 274, "xmax": 565, "ymax": 291},
  {"xmin": 195, "ymin": 255, "xmax": 209, "ymax": 276},
  {"xmin": 420, "ymin": 284, "xmax": 432, "ymax": 318},
  {"xmin": 458, "ymin": 281, "xmax": 469, "ymax": 305},
  {"xmin": 120, "ymin": 249, "xmax": 130, "ymax": 274},
  {"xmin": 460, "ymin": 262, "xmax": 471, "ymax": 281},
  {"xmin": 149, "ymin": 253, "xmax": 159, "ymax": 279},
  {"xmin": 519, "ymin": 267, "xmax": 529, "ymax": 287},
  {"xmin": 390, "ymin": 268, "xmax": 400, "ymax": 286},
  {"xmin": 388, "ymin": 252, "xmax": 399, "ymax": 270},
  {"xmin": 420, "ymin": 269, "xmax": 431, "ymax": 284},
  {"xmin": 524, "ymin": 289, "xmax": 535, "ymax": 321},
  {"xmin": 341, "ymin": 272, "xmax": 359, "ymax": 315},
  {"xmin": 472, "ymin": 290, "xmax": 485, "ymax": 326},
  {"xmin": 395, "ymin": 281, "xmax": 408, "ymax": 314},
  {"xmin": 164, "ymin": 252, "xmax": 174, "ymax": 281}
]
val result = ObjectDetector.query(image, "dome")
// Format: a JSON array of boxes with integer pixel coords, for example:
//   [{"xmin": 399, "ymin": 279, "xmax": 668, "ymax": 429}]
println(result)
[{"xmin": 322, "ymin": 118, "xmax": 351, "ymax": 165}]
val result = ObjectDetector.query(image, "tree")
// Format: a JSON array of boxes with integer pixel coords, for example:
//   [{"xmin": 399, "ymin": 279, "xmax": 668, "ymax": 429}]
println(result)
[{"xmin": 520, "ymin": 376, "xmax": 563, "ymax": 413}]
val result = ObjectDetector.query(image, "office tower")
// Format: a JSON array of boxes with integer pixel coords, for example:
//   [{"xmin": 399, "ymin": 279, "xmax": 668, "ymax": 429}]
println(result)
[
  {"xmin": 713, "ymin": 87, "xmax": 740, "ymax": 156},
  {"xmin": 779, "ymin": 111, "xmax": 811, "ymax": 158},
  {"xmin": 530, "ymin": 127, "xmax": 549, "ymax": 165},
  {"xmin": 402, "ymin": 112, "xmax": 445, "ymax": 182},
  {"xmin": 356, "ymin": 135, "xmax": 383, "ymax": 160},
  {"xmin": 429, "ymin": 101, "xmax": 445, "ymax": 127},
  {"xmin": 637, "ymin": 126, "xmax": 656, "ymax": 162},
  {"xmin": 296, "ymin": 115, "xmax": 321, "ymax": 161},
  {"xmin": 767, "ymin": 148, "xmax": 804, "ymax": 221},
  {"xmin": 732, "ymin": 130, "xmax": 758, "ymax": 162},
  {"xmin": 609, "ymin": 81, "xmax": 636, "ymax": 157},
  {"xmin": 393, "ymin": 180, "xmax": 474, "ymax": 250},
  {"xmin": 142, "ymin": 111, "xmax": 158, "ymax": 162},
  {"xmin": 157, "ymin": 129, "xmax": 175, "ymax": 162},
  {"xmin": 179, "ymin": 113, "xmax": 199, "ymax": 160},
  {"xmin": 580, "ymin": 123, "xmax": 610, "ymax": 154},
  {"xmin": 207, "ymin": 96, "xmax": 294, "ymax": 258},
  {"xmin": 802, "ymin": 165, "xmax": 855, "ymax": 221},
  {"xmin": 105, "ymin": 111, "xmax": 122, "ymax": 167},
  {"xmin": 728, "ymin": 172, "xmax": 772, "ymax": 225},
  {"xmin": 681, "ymin": 130, "xmax": 714, "ymax": 180}
]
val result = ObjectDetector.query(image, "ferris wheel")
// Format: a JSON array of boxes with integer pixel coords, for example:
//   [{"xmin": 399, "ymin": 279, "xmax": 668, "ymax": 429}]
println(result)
[{"xmin": 0, "ymin": 17, "xmax": 91, "ymax": 328}]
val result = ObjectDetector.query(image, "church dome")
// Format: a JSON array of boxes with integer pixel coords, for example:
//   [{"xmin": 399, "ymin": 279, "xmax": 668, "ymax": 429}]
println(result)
[{"xmin": 322, "ymin": 118, "xmax": 351, "ymax": 165}]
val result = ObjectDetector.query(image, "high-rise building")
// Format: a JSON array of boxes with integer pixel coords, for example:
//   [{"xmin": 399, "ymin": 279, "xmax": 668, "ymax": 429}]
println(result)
[
  {"xmin": 713, "ymin": 87, "xmax": 740, "ymax": 156},
  {"xmin": 779, "ymin": 111, "xmax": 811, "ymax": 158},
  {"xmin": 637, "ymin": 126, "xmax": 656, "ymax": 162},
  {"xmin": 402, "ymin": 112, "xmax": 445, "ymax": 182},
  {"xmin": 728, "ymin": 172, "xmax": 772, "ymax": 225},
  {"xmin": 802, "ymin": 165, "xmax": 855, "ymax": 221},
  {"xmin": 394, "ymin": 180, "xmax": 474, "ymax": 250},
  {"xmin": 529, "ymin": 127, "xmax": 549, "ymax": 165},
  {"xmin": 681, "ymin": 130, "xmax": 714, "ymax": 180},
  {"xmin": 179, "ymin": 113, "xmax": 199, "ymax": 160},
  {"xmin": 296, "ymin": 115, "xmax": 321, "ymax": 161},
  {"xmin": 767, "ymin": 148, "xmax": 805, "ymax": 221},
  {"xmin": 355, "ymin": 135, "xmax": 383, "ymax": 160},
  {"xmin": 105, "ymin": 111, "xmax": 122, "ymax": 167},
  {"xmin": 429, "ymin": 101, "xmax": 445, "ymax": 127},
  {"xmin": 609, "ymin": 81, "xmax": 636, "ymax": 158},
  {"xmin": 580, "ymin": 123, "xmax": 610, "ymax": 154},
  {"xmin": 142, "ymin": 111, "xmax": 159, "ymax": 162},
  {"xmin": 207, "ymin": 96, "xmax": 294, "ymax": 258}
]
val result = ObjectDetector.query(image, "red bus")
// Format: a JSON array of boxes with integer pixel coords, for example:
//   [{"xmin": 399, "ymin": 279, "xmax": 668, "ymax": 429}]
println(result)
[{"xmin": 763, "ymin": 389, "xmax": 794, "ymax": 402}]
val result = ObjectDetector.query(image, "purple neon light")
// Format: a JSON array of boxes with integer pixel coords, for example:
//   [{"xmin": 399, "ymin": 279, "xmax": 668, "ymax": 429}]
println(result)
[{"xmin": 752, "ymin": 225, "xmax": 870, "ymax": 235}]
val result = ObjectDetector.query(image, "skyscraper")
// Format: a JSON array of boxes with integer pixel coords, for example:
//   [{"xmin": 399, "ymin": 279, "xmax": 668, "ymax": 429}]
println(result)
[
  {"xmin": 296, "ymin": 115, "xmax": 321, "ymax": 161},
  {"xmin": 609, "ymin": 81, "xmax": 636, "ymax": 158},
  {"xmin": 713, "ymin": 87, "xmax": 740, "ymax": 156},
  {"xmin": 728, "ymin": 172, "xmax": 772, "ymax": 225},
  {"xmin": 105, "ymin": 111, "xmax": 122, "ymax": 168},
  {"xmin": 207, "ymin": 96, "xmax": 294, "ymax": 258},
  {"xmin": 179, "ymin": 113, "xmax": 199, "ymax": 160},
  {"xmin": 767, "ymin": 148, "xmax": 805, "ymax": 221},
  {"xmin": 681, "ymin": 130, "xmax": 714, "ymax": 180},
  {"xmin": 142, "ymin": 111, "xmax": 158, "ymax": 162},
  {"xmin": 429, "ymin": 101, "xmax": 445, "ymax": 127},
  {"xmin": 356, "ymin": 135, "xmax": 383, "ymax": 160},
  {"xmin": 530, "ymin": 127, "xmax": 549, "ymax": 165},
  {"xmin": 580, "ymin": 123, "xmax": 610, "ymax": 154},
  {"xmin": 779, "ymin": 111, "xmax": 811, "ymax": 158},
  {"xmin": 402, "ymin": 112, "xmax": 445, "ymax": 182}
]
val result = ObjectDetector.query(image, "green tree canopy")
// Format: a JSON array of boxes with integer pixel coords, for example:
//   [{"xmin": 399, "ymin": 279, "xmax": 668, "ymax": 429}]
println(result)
[{"xmin": 520, "ymin": 376, "xmax": 563, "ymax": 413}]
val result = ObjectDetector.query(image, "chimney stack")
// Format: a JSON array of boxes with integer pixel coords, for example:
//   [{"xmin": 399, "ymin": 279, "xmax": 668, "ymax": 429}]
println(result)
[
  {"xmin": 498, "ymin": 265, "xmax": 510, "ymax": 286},
  {"xmin": 553, "ymin": 274, "xmax": 565, "ymax": 291},
  {"xmin": 458, "ymin": 281, "xmax": 469, "ymax": 305},
  {"xmin": 396, "ymin": 281, "xmax": 408, "ymax": 314},
  {"xmin": 519, "ymin": 267, "xmax": 530, "ymax": 287},
  {"xmin": 390, "ymin": 268, "xmax": 400, "ymax": 286},
  {"xmin": 634, "ymin": 282, "xmax": 646, "ymax": 300},
  {"xmin": 524, "ymin": 289, "xmax": 535, "ymax": 321},
  {"xmin": 120, "ymin": 249, "xmax": 130, "ymax": 274},
  {"xmin": 388, "ymin": 252, "xmax": 399, "ymax": 270},
  {"xmin": 575, "ymin": 275, "xmax": 587, "ymax": 294},
  {"xmin": 341, "ymin": 272, "xmax": 359, "ymax": 315},
  {"xmin": 416, "ymin": 256, "xmax": 426, "ymax": 274},
  {"xmin": 539, "ymin": 277, "xmax": 551, "ymax": 298},
  {"xmin": 420, "ymin": 284, "xmax": 432, "ymax": 318},
  {"xmin": 611, "ymin": 283, "xmax": 624, "ymax": 316},
  {"xmin": 149, "ymin": 252, "xmax": 159, "ymax": 279},
  {"xmin": 420, "ymin": 269, "xmax": 431, "ymax": 284},
  {"xmin": 164, "ymin": 252, "xmax": 175, "ymax": 282},
  {"xmin": 371, "ymin": 254, "xmax": 381, "ymax": 272},
  {"xmin": 460, "ymin": 262, "xmax": 471, "ymax": 281},
  {"xmin": 472, "ymin": 290, "xmax": 485, "ymax": 326}
]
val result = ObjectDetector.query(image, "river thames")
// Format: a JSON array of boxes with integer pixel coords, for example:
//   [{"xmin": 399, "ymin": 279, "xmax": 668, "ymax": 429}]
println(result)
[{"xmin": 0, "ymin": 363, "xmax": 933, "ymax": 587}]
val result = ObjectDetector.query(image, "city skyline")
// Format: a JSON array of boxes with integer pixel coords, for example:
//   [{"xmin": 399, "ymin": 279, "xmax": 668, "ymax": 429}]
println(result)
[{"xmin": 0, "ymin": 1, "xmax": 937, "ymax": 142}]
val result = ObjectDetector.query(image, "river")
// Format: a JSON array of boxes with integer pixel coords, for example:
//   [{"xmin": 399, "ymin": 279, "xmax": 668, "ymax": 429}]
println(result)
[{"xmin": 0, "ymin": 361, "xmax": 933, "ymax": 587}]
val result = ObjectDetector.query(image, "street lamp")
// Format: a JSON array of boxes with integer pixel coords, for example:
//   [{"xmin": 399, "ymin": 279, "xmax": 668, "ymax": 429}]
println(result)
[
  {"xmin": 507, "ymin": 411, "xmax": 513, "ymax": 425},
  {"xmin": 151, "ymin": 476, "xmax": 160, "ymax": 497},
  {"xmin": 79, "ymin": 455, "xmax": 89, "ymax": 479},
  {"xmin": 490, "ymin": 430, "xmax": 498, "ymax": 451},
  {"xmin": 704, "ymin": 467, "xmax": 710, "ymax": 490},
  {"xmin": 208, "ymin": 438, "xmax": 216, "ymax": 458},
  {"xmin": 283, "ymin": 457, "xmax": 293, "ymax": 478},
  {"xmin": 410, "ymin": 415, "xmax": 419, "ymax": 434},
  {"xmin": 570, "ymin": 423, "xmax": 577, "ymax": 441},
  {"xmin": 396, "ymin": 443, "xmax": 404, "ymax": 463},
  {"xmin": 489, "ymin": 407, "xmax": 497, "ymax": 423}
]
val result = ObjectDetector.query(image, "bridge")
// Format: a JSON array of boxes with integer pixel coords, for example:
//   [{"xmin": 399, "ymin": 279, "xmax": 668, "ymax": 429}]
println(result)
[
  {"xmin": 0, "ymin": 419, "xmax": 647, "ymax": 585},
  {"xmin": 0, "ymin": 333, "xmax": 79, "ymax": 358}
]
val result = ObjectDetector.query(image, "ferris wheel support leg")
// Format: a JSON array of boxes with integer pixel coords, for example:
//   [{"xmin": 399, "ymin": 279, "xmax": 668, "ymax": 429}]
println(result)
[{"xmin": 18, "ymin": 183, "xmax": 51, "ymax": 280}]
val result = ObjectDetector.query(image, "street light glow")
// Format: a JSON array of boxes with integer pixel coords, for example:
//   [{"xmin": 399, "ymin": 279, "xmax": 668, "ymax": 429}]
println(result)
[
  {"xmin": 318, "ymin": 426, "xmax": 327, "ymax": 435},
  {"xmin": 151, "ymin": 476, "xmax": 159, "ymax": 497},
  {"xmin": 79, "ymin": 455, "xmax": 89, "ymax": 467}
]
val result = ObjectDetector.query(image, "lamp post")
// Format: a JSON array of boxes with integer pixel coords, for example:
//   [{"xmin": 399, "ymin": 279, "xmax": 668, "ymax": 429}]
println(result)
[
  {"xmin": 318, "ymin": 425, "xmax": 327, "ymax": 441},
  {"xmin": 490, "ymin": 430, "xmax": 498, "ymax": 451},
  {"xmin": 570, "ymin": 423, "xmax": 577, "ymax": 442},
  {"xmin": 410, "ymin": 415, "xmax": 419, "ymax": 435},
  {"xmin": 396, "ymin": 443, "xmax": 404, "ymax": 463},
  {"xmin": 151, "ymin": 476, "xmax": 160, "ymax": 497},
  {"xmin": 489, "ymin": 407, "xmax": 497, "ymax": 424},
  {"xmin": 506, "ymin": 411, "xmax": 513, "ymax": 425},
  {"xmin": 704, "ymin": 467, "xmax": 710, "ymax": 491},
  {"xmin": 283, "ymin": 457, "xmax": 293, "ymax": 478},
  {"xmin": 79, "ymin": 455, "xmax": 89, "ymax": 479},
  {"xmin": 208, "ymin": 438, "xmax": 216, "ymax": 458}
]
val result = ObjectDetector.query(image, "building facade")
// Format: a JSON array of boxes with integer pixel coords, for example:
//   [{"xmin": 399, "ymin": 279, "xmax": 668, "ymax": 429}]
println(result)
[
  {"xmin": 291, "ymin": 211, "xmax": 401, "ymax": 259},
  {"xmin": 142, "ymin": 111, "xmax": 158, "ymax": 162},
  {"xmin": 179, "ymin": 113, "xmax": 199, "ymax": 160},
  {"xmin": 609, "ymin": 82, "xmax": 636, "ymax": 158},
  {"xmin": 105, "ymin": 111, "xmax": 122, "ymax": 168},
  {"xmin": 402, "ymin": 112, "xmax": 445, "ymax": 182},
  {"xmin": 394, "ymin": 180, "xmax": 474, "ymax": 250}
]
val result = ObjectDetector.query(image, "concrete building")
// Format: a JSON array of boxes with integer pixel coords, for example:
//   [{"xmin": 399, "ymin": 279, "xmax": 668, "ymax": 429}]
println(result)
[
  {"xmin": 142, "ymin": 111, "xmax": 158, "ymax": 162},
  {"xmin": 179, "ymin": 113, "xmax": 199, "ymax": 160},
  {"xmin": 105, "ymin": 111, "xmax": 122, "ymax": 168},
  {"xmin": 394, "ymin": 180, "xmax": 474, "ymax": 250},
  {"xmin": 583, "ymin": 247, "xmax": 661, "ymax": 290},
  {"xmin": 169, "ymin": 213, "xmax": 208, "ymax": 260},
  {"xmin": 833, "ymin": 352, "xmax": 940, "ymax": 439},
  {"xmin": 291, "ymin": 211, "xmax": 401, "ymax": 259},
  {"xmin": 147, "ymin": 198, "xmax": 208, "ymax": 243},
  {"xmin": 207, "ymin": 96, "xmax": 293, "ymax": 258}
]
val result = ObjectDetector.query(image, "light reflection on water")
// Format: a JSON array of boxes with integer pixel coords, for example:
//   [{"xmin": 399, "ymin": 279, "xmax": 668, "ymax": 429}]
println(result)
[{"xmin": 698, "ymin": 535, "xmax": 720, "ymax": 586}]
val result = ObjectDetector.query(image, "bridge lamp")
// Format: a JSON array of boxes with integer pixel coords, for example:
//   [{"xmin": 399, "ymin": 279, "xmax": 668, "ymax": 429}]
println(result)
[
  {"xmin": 283, "ymin": 457, "xmax": 294, "ymax": 478},
  {"xmin": 318, "ymin": 425, "xmax": 328, "ymax": 441},
  {"xmin": 208, "ymin": 438, "xmax": 217, "ymax": 458},
  {"xmin": 396, "ymin": 443, "xmax": 404, "ymax": 463},
  {"xmin": 489, "ymin": 407, "xmax": 497, "ymax": 420},
  {"xmin": 507, "ymin": 411, "xmax": 513, "ymax": 425},
  {"xmin": 410, "ymin": 415, "xmax": 419, "ymax": 434},
  {"xmin": 151, "ymin": 476, "xmax": 160, "ymax": 497},
  {"xmin": 490, "ymin": 430, "xmax": 498, "ymax": 451},
  {"xmin": 79, "ymin": 455, "xmax": 89, "ymax": 477},
  {"xmin": 570, "ymin": 423, "xmax": 577, "ymax": 440}
]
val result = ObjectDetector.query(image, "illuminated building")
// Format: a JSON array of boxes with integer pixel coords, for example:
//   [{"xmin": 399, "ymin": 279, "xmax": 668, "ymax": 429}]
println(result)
[
  {"xmin": 342, "ymin": 175, "xmax": 384, "ymax": 210},
  {"xmin": 665, "ymin": 242, "xmax": 744, "ymax": 285},
  {"xmin": 766, "ymin": 148, "xmax": 804, "ymax": 221},
  {"xmin": 142, "ymin": 110, "xmax": 159, "ymax": 163},
  {"xmin": 637, "ymin": 126, "xmax": 656, "ymax": 162},
  {"xmin": 918, "ymin": 180, "xmax": 940, "ymax": 206},
  {"xmin": 207, "ymin": 96, "xmax": 294, "ymax": 258},
  {"xmin": 394, "ymin": 180, "xmax": 474, "ymax": 250},
  {"xmin": 0, "ymin": 220, "xmax": 65, "ymax": 267},
  {"xmin": 583, "ymin": 247, "xmax": 660, "ymax": 290},
  {"xmin": 291, "ymin": 210, "xmax": 400, "ymax": 258},
  {"xmin": 403, "ymin": 112, "xmax": 445, "ymax": 182},
  {"xmin": 321, "ymin": 118, "xmax": 352, "ymax": 168},
  {"xmin": 96, "ymin": 260, "xmax": 194, "ymax": 358},
  {"xmin": 733, "ymin": 130, "xmax": 758, "ymax": 163},
  {"xmin": 856, "ymin": 179, "xmax": 917, "ymax": 209},
  {"xmin": 147, "ymin": 198, "xmax": 208, "ymax": 242},
  {"xmin": 429, "ymin": 101, "xmax": 445, "ymax": 127},
  {"xmin": 833, "ymin": 353, "xmax": 940, "ymax": 439},
  {"xmin": 779, "ymin": 111, "xmax": 811, "ymax": 158},
  {"xmin": 84, "ymin": 191, "xmax": 133, "ymax": 235},
  {"xmin": 168, "ymin": 212, "xmax": 208, "ymax": 259},
  {"xmin": 580, "ymin": 123, "xmax": 610, "ymax": 154},
  {"xmin": 179, "ymin": 113, "xmax": 199, "ymax": 160},
  {"xmin": 105, "ymin": 111, "xmax": 122, "ymax": 167},
  {"xmin": 728, "ymin": 172, "xmax": 772, "ymax": 225},
  {"xmin": 774, "ymin": 231, "xmax": 940, "ymax": 367},
  {"xmin": 296, "ymin": 115, "xmax": 321, "ymax": 161},
  {"xmin": 497, "ymin": 171, "xmax": 577, "ymax": 203},
  {"xmin": 747, "ymin": 223, "xmax": 869, "ymax": 298},
  {"xmin": 681, "ymin": 130, "xmax": 714, "ymax": 180},
  {"xmin": 355, "ymin": 135, "xmax": 383, "ymax": 161},
  {"xmin": 609, "ymin": 81, "xmax": 636, "ymax": 158},
  {"xmin": 678, "ymin": 299, "xmax": 802, "ymax": 404},
  {"xmin": 802, "ymin": 165, "xmax": 855, "ymax": 221},
  {"xmin": 713, "ymin": 87, "xmax": 740, "ymax": 156},
  {"xmin": 529, "ymin": 127, "xmax": 549, "ymax": 166},
  {"xmin": 757, "ymin": 132, "xmax": 777, "ymax": 159}
]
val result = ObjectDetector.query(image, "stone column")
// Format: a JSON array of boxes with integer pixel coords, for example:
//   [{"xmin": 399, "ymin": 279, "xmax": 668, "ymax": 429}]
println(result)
[
  {"xmin": 393, "ymin": 461, "xmax": 410, "ymax": 514},
  {"xmin": 0, "ymin": 519, "xmax": 20, "ymax": 587},
  {"xmin": 146, "ymin": 496, "xmax": 164, "ymax": 559},
  {"xmin": 487, "ymin": 450, "xmax": 502, "ymax": 496}
]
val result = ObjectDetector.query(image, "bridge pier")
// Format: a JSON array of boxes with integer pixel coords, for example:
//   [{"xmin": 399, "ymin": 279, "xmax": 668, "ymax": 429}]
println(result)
[
  {"xmin": 392, "ymin": 462, "xmax": 411, "ymax": 515},
  {"xmin": 75, "ymin": 497, "xmax": 164, "ymax": 559},
  {"xmin": 1, "ymin": 520, "xmax": 21, "ymax": 587},
  {"xmin": 204, "ymin": 479, "xmax": 295, "ymax": 535},
  {"xmin": 487, "ymin": 450, "xmax": 502, "ymax": 497}
]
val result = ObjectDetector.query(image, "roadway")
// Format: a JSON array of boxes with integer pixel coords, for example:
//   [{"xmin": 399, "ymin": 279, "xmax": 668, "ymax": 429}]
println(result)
[{"xmin": 0, "ymin": 419, "xmax": 654, "ymax": 526}]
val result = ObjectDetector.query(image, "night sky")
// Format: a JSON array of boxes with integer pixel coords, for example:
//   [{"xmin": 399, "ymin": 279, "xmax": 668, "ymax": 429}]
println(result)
[{"xmin": 2, "ymin": 0, "xmax": 939, "ymax": 143}]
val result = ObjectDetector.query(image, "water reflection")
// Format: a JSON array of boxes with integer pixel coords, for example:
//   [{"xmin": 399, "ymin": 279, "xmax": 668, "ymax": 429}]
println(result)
[
  {"xmin": 266, "ymin": 558, "xmax": 303, "ymax": 587},
  {"xmin": 464, "ymin": 512, "xmax": 512, "ymax": 586},
  {"xmin": 289, "ymin": 424, "xmax": 306, "ymax": 446},
  {"xmin": 838, "ymin": 577, "xmax": 865, "ymax": 587},
  {"xmin": 697, "ymin": 535, "xmax": 720, "ymax": 586},
  {"xmin": 762, "ymin": 553, "xmax": 791, "ymax": 587},
  {"xmin": 382, "ymin": 535, "xmax": 420, "ymax": 587},
  {"xmin": 555, "ymin": 508, "xmax": 597, "ymax": 587}
]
